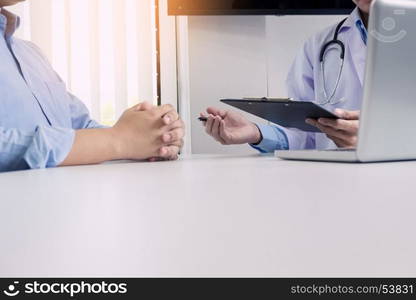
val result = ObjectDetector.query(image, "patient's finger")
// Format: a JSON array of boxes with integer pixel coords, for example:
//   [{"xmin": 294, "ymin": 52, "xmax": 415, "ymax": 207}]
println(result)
[
  {"xmin": 159, "ymin": 146, "xmax": 180, "ymax": 160},
  {"xmin": 162, "ymin": 128, "xmax": 185, "ymax": 144},
  {"xmin": 162, "ymin": 110, "xmax": 179, "ymax": 125}
]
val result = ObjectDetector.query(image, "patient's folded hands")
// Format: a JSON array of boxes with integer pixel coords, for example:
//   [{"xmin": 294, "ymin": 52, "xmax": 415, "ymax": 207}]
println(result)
[{"xmin": 112, "ymin": 102, "xmax": 185, "ymax": 162}]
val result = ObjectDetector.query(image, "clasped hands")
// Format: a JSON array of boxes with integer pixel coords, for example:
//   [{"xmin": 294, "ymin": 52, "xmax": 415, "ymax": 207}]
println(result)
[{"xmin": 112, "ymin": 102, "xmax": 185, "ymax": 161}]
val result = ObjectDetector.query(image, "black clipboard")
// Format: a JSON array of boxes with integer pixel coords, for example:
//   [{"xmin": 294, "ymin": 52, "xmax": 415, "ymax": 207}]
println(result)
[{"xmin": 221, "ymin": 98, "xmax": 339, "ymax": 133}]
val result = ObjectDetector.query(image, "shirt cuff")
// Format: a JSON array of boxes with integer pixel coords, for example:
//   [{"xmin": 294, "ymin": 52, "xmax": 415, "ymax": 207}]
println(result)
[
  {"xmin": 23, "ymin": 126, "xmax": 76, "ymax": 169},
  {"xmin": 85, "ymin": 119, "xmax": 109, "ymax": 129},
  {"xmin": 250, "ymin": 124, "xmax": 289, "ymax": 153}
]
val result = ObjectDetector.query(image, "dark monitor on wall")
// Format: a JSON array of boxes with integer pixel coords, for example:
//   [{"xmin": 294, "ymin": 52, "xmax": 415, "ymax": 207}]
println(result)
[{"xmin": 168, "ymin": 0, "xmax": 355, "ymax": 15}]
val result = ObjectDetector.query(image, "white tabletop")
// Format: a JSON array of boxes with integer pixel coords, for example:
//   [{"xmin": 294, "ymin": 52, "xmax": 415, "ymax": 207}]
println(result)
[{"xmin": 1, "ymin": 154, "xmax": 416, "ymax": 277}]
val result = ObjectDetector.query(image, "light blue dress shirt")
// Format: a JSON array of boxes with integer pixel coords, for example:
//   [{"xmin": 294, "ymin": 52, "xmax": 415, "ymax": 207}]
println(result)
[
  {"xmin": 0, "ymin": 9, "xmax": 103, "ymax": 172},
  {"xmin": 252, "ymin": 8, "xmax": 368, "ymax": 153}
]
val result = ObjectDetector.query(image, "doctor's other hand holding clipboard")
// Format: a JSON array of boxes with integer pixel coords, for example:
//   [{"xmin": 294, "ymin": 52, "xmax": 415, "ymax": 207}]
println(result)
[{"xmin": 306, "ymin": 109, "xmax": 360, "ymax": 149}]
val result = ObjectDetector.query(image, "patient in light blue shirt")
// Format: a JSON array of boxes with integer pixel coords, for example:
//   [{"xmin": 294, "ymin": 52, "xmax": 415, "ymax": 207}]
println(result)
[
  {"xmin": 0, "ymin": 4, "xmax": 185, "ymax": 172},
  {"xmin": 0, "ymin": 9, "xmax": 103, "ymax": 171}
]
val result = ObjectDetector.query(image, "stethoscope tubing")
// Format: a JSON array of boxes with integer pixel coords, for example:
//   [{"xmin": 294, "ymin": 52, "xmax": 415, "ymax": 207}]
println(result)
[{"xmin": 318, "ymin": 18, "xmax": 348, "ymax": 106}]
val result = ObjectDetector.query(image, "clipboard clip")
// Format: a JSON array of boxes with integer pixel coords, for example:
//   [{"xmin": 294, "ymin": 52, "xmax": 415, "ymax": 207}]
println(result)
[{"xmin": 242, "ymin": 97, "xmax": 294, "ymax": 102}]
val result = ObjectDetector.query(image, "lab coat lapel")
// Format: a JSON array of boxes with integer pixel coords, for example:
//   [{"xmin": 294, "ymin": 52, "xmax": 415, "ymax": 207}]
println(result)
[{"xmin": 347, "ymin": 28, "xmax": 367, "ymax": 87}]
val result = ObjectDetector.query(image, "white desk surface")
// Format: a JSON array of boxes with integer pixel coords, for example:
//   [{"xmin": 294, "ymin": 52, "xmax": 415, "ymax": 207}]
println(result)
[{"xmin": 1, "ymin": 154, "xmax": 416, "ymax": 277}]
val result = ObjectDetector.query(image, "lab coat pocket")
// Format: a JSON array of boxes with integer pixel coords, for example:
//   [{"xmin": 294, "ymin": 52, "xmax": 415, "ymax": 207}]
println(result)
[{"xmin": 44, "ymin": 81, "xmax": 72, "ymax": 128}]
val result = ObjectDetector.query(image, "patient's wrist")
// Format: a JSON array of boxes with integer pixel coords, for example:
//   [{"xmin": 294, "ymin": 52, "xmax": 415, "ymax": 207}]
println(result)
[{"xmin": 107, "ymin": 127, "xmax": 126, "ymax": 160}]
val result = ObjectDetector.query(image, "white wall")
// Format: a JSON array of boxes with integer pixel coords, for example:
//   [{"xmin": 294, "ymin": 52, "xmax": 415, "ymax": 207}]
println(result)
[
  {"xmin": 187, "ymin": 15, "xmax": 345, "ymax": 154},
  {"xmin": 188, "ymin": 16, "xmax": 268, "ymax": 155},
  {"xmin": 265, "ymin": 15, "xmax": 343, "ymax": 97}
]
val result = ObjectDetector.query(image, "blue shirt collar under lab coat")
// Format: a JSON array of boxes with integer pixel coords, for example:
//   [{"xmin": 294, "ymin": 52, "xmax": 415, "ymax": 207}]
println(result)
[
  {"xmin": 339, "ymin": 7, "xmax": 368, "ymax": 45},
  {"xmin": 0, "ymin": 9, "xmax": 20, "ymax": 38}
]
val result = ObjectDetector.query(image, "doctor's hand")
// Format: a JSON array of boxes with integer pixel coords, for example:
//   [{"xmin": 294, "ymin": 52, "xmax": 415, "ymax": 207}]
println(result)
[
  {"xmin": 200, "ymin": 107, "xmax": 262, "ymax": 145},
  {"xmin": 306, "ymin": 109, "xmax": 360, "ymax": 149}
]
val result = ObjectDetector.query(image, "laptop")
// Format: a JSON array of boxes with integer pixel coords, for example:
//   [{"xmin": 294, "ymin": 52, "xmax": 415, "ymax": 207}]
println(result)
[{"xmin": 276, "ymin": 0, "xmax": 416, "ymax": 163}]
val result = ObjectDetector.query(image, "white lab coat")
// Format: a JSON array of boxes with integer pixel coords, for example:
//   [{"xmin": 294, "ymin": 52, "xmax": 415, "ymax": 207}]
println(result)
[{"xmin": 284, "ymin": 7, "xmax": 366, "ymax": 150}]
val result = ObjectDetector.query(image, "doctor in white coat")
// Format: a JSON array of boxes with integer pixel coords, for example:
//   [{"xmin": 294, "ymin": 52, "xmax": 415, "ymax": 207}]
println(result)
[{"xmin": 201, "ymin": 0, "xmax": 372, "ymax": 152}]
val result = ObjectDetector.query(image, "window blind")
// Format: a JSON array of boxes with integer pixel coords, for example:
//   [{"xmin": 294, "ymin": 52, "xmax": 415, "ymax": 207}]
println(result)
[{"xmin": 10, "ymin": 0, "xmax": 158, "ymax": 126}]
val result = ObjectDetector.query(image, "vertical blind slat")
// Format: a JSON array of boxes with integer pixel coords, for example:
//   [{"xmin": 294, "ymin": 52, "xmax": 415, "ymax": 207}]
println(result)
[
  {"xmin": 69, "ymin": 0, "xmax": 92, "ymax": 110},
  {"xmin": 51, "ymin": 0, "xmax": 69, "ymax": 84},
  {"xmin": 114, "ymin": 0, "xmax": 128, "ymax": 119},
  {"xmin": 125, "ymin": 0, "xmax": 140, "ymax": 108},
  {"xmin": 89, "ymin": 0, "xmax": 101, "ymax": 121},
  {"xmin": 29, "ymin": 0, "xmax": 53, "ymax": 61},
  {"xmin": 138, "ymin": 0, "xmax": 157, "ymax": 104},
  {"xmin": 151, "ymin": 0, "xmax": 158, "ymax": 104},
  {"xmin": 64, "ymin": 0, "xmax": 72, "ymax": 89},
  {"xmin": 98, "ymin": 0, "xmax": 116, "ymax": 125}
]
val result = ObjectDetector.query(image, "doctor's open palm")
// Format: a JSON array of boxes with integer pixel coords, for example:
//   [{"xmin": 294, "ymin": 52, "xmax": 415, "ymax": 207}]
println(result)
[{"xmin": 201, "ymin": 107, "xmax": 262, "ymax": 145}]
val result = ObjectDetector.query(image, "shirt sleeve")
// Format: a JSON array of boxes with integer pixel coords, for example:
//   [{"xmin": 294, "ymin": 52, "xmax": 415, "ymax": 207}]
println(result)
[
  {"xmin": 251, "ymin": 37, "xmax": 317, "ymax": 153},
  {"xmin": 0, "ymin": 126, "xmax": 75, "ymax": 172},
  {"xmin": 250, "ymin": 124, "xmax": 289, "ymax": 153},
  {"xmin": 68, "ymin": 93, "xmax": 108, "ymax": 130},
  {"xmin": 27, "ymin": 41, "xmax": 107, "ymax": 131}
]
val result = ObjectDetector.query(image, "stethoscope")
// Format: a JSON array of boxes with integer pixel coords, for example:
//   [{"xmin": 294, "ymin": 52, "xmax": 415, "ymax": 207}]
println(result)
[{"xmin": 318, "ymin": 18, "xmax": 348, "ymax": 106}]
